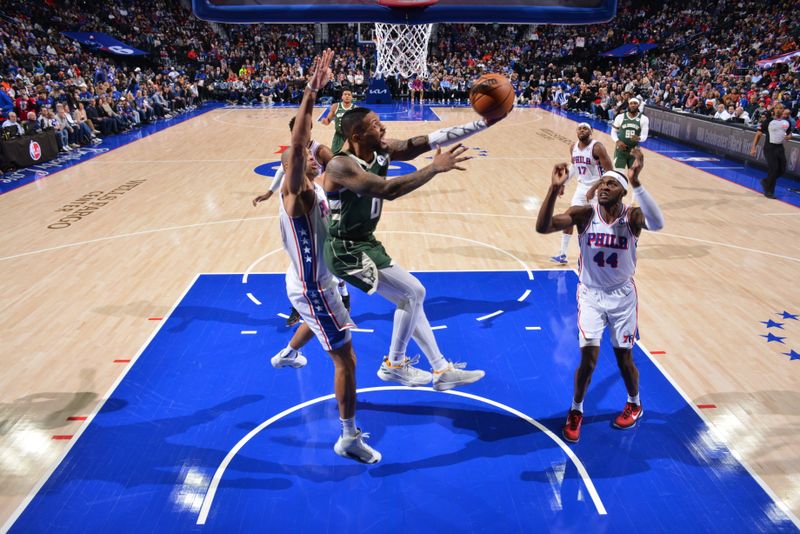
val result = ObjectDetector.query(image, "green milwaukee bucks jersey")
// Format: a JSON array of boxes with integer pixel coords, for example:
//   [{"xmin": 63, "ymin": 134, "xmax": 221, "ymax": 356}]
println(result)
[
  {"xmin": 326, "ymin": 150, "xmax": 391, "ymax": 241},
  {"xmin": 333, "ymin": 102, "xmax": 353, "ymax": 137},
  {"xmin": 330, "ymin": 102, "xmax": 353, "ymax": 153},
  {"xmin": 618, "ymin": 113, "xmax": 643, "ymax": 148}
]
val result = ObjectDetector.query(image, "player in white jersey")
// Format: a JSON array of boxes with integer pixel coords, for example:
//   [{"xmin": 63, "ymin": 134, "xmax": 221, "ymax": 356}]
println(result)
[
  {"xmin": 274, "ymin": 49, "xmax": 380, "ymax": 463},
  {"xmin": 551, "ymin": 122, "xmax": 613, "ymax": 265},
  {"xmin": 536, "ymin": 148, "xmax": 664, "ymax": 443},
  {"xmin": 253, "ymin": 117, "xmax": 351, "ymax": 328}
]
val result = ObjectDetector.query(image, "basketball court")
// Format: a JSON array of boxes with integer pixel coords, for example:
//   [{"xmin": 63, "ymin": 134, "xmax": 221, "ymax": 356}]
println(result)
[{"xmin": 1, "ymin": 0, "xmax": 799, "ymax": 532}]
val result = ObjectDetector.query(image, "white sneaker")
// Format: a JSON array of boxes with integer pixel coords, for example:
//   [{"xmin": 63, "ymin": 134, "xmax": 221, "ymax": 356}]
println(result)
[
  {"xmin": 433, "ymin": 361, "xmax": 485, "ymax": 391},
  {"xmin": 270, "ymin": 347, "xmax": 307, "ymax": 369},
  {"xmin": 377, "ymin": 355, "xmax": 432, "ymax": 387},
  {"xmin": 334, "ymin": 429, "xmax": 381, "ymax": 464}
]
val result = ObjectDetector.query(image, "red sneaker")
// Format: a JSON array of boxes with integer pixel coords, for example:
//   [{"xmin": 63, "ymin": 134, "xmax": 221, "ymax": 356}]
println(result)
[
  {"xmin": 562, "ymin": 410, "xmax": 583, "ymax": 443},
  {"xmin": 613, "ymin": 402, "xmax": 643, "ymax": 429}
]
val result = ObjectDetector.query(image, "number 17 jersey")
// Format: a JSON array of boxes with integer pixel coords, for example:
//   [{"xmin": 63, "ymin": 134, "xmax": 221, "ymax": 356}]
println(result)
[{"xmin": 578, "ymin": 204, "xmax": 638, "ymax": 289}]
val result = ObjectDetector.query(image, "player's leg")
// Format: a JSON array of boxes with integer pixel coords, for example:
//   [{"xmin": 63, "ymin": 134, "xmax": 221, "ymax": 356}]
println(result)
[
  {"xmin": 328, "ymin": 337, "xmax": 381, "ymax": 464},
  {"xmin": 271, "ymin": 322, "xmax": 314, "ymax": 368},
  {"xmin": 613, "ymin": 147, "xmax": 629, "ymax": 171},
  {"xmin": 286, "ymin": 305, "xmax": 301, "ymax": 327},
  {"xmin": 375, "ymin": 265, "xmax": 485, "ymax": 390},
  {"xmin": 335, "ymin": 277, "xmax": 350, "ymax": 310},
  {"xmin": 607, "ymin": 282, "xmax": 643, "ymax": 429},
  {"xmin": 563, "ymin": 285, "xmax": 605, "ymax": 443}
]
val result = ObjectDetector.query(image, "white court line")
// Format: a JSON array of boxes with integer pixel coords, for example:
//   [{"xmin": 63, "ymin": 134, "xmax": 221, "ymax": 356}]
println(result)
[
  {"xmin": 525, "ymin": 326, "xmax": 542, "ymax": 331},
  {"xmin": 241, "ymin": 330, "xmax": 257, "ymax": 335},
  {"xmin": 195, "ymin": 386, "xmax": 606, "ymax": 525},
  {"xmin": 764, "ymin": 212, "xmax": 800, "ymax": 216},
  {"xmin": 246, "ymin": 293, "xmax": 261, "ymax": 305},
  {"xmin": 656, "ymin": 231, "xmax": 800, "ymax": 263},
  {"xmin": 277, "ymin": 313, "xmax": 290, "ymax": 319},
  {"xmin": 351, "ymin": 328, "xmax": 374, "ymax": 333},
  {"xmin": 636, "ymin": 341, "xmax": 800, "ymax": 529},
  {"xmin": 476, "ymin": 310, "xmax": 504, "ymax": 322},
  {"xmin": 1, "ymin": 274, "xmax": 201, "ymax": 533},
  {"xmin": 5, "ymin": 210, "xmax": 797, "ymax": 266},
  {"xmin": 518, "ymin": 289, "xmax": 532, "ymax": 302},
  {"xmin": 431, "ymin": 325, "xmax": 448, "ymax": 331},
  {"xmin": 242, "ymin": 248, "xmax": 283, "ymax": 284},
  {"xmin": 378, "ymin": 230, "xmax": 534, "ymax": 280}
]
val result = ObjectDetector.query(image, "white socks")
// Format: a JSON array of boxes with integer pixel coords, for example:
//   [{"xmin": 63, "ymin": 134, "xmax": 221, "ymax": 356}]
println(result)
[
  {"xmin": 627, "ymin": 394, "xmax": 640, "ymax": 406},
  {"xmin": 340, "ymin": 417, "xmax": 357, "ymax": 437},
  {"xmin": 571, "ymin": 399, "xmax": 584, "ymax": 413},
  {"xmin": 560, "ymin": 234, "xmax": 572, "ymax": 256}
]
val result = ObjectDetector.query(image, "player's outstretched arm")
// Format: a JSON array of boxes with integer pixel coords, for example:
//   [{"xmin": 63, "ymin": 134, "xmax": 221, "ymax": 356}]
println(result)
[
  {"xmin": 536, "ymin": 163, "xmax": 590, "ymax": 234},
  {"xmin": 385, "ymin": 115, "xmax": 506, "ymax": 161},
  {"xmin": 320, "ymin": 102, "xmax": 337, "ymax": 126},
  {"xmin": 283, "ymin": 49, "xmax": 333, "ymax": 198},
  {"xmin": 628, "ymin": 148, "xmax": 664, "ymax": 232},
  {"xmin": 326, "ymin": 144, "xmax": 470, "ymax": 201}
]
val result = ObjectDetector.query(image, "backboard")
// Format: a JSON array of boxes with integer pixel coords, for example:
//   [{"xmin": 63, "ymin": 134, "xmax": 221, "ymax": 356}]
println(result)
[{"xmin": 192, "ymin": 0, "xmax": 618, "ymax": 24}]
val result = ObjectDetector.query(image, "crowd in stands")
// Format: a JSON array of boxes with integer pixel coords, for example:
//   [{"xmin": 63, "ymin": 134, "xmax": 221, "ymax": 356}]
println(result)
[{"xmin": 1, "ymin": 0, "xmax": 798, "ymax": 168}]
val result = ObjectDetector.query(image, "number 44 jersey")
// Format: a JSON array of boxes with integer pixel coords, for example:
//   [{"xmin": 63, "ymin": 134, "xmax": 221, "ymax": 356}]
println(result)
[{"xmin": 578, "ymin": 204, "xmax": 638, "ymax": 289}]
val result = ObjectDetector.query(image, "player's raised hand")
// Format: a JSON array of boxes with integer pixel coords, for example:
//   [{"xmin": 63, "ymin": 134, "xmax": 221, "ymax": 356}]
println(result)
[
  {"xmin": 550, "ymin": 162, "xmax": 569, "ymax": 187},
  {"xmin": 432, "ymin": 143, "xmax": 471, "ymax": 172},
  {"xmin": 308, "ymin": 48, "xmax": 334, "ymax": 91}
]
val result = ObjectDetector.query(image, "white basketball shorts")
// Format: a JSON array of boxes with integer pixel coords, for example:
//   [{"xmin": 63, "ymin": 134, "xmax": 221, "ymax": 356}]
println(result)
[{"xmin": 576, "ymin": 280, "xmax": 638, "ymax": 348}]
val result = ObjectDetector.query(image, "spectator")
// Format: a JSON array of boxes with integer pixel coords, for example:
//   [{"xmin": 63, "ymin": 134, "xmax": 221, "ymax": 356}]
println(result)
[{"xmin": 2, "ymin": 111, "xmax": 24, "ymax": 137}]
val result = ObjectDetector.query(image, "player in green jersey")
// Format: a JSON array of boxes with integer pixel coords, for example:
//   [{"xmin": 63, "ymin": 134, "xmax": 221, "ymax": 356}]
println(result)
[
  {"xmin": 323, "ymin": 106, "xmax": 503, "ymax": 391},
  {"xmin": 320, "ymin": 89, "xmax": 354, "ymax": 154},
  {"xmin": 611, "ymin": 97, "xmax": 649, "ymax": 172}
]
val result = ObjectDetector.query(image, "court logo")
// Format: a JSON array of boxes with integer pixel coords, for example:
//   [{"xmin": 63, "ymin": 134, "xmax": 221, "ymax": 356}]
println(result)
[
  {"xmin": 759, "ymin": 311, "xmax": 799, "ymax": 362},
  {"xmin": 29, "ymin": 140, "xmax": 42, "ymax": 161},
  {"xmin": 253, "ymin": 159, "xmax": 417, "ymax": 178}
]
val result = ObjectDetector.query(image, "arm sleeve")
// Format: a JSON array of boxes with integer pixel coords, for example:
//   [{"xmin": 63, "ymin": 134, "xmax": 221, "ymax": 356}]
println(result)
[
  {"xmin": 427, "ymin": 118, "xmax": 489, "ymax": 148},
  {"xmin": 638, "ymin": 115, "xmax": 649, "ymax": 143},
  {"xmin": 633, "ymin": 186, "xmax": 664, "ymax": 231},
  {"xmin": 269, "ymin": 165, "xmax": 285, "ymax": 193},
  {"xmin": 610, "ymin": 114, "xmax": 622, "ymax": 142}
]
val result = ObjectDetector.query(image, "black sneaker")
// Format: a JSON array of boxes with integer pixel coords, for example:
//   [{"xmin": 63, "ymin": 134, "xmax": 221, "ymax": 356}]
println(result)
[{"xmin": 286, "ymin": 307, "xmax": 301, "ymax": 327}]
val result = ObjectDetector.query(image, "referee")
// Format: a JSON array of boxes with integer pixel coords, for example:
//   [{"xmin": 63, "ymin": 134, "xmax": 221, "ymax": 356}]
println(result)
[{"xmin": 750, "ymin": 103, "xmax": 794, "ymax": 199}]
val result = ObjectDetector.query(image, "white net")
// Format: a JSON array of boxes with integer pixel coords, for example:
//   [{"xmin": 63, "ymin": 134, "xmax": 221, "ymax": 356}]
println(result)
[{"xmin": 373, "ymin": 23, "xmax": 433, "ymax": 79}]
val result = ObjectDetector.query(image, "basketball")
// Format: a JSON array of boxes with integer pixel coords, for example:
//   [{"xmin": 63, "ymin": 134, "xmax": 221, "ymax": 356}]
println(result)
[{"xmin": 469, "ymin": 73, "xmax": 514, "ymax": 121}]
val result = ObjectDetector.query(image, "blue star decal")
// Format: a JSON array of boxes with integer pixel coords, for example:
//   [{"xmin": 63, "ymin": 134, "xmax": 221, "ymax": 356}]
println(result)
[
  {"xmin": 778, "ymin": 311, "xmax": 798, "ymax": 320},
  {"xmin": 760, "ymin": 319, "xmax": 784, "ymax": 329},
  {"xmin": 760, "ymin": 333, "xmax": 786, "ymax": 344},
  {"xmin": 783, "ymin": 350, "xmax": 800, "ymax": 361}
]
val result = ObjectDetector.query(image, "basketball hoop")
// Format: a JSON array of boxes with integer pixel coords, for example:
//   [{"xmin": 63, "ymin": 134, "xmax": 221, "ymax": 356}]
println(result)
[{"xmin": 373, "ymin": 0, "xmax": 437, "ymax": 79}]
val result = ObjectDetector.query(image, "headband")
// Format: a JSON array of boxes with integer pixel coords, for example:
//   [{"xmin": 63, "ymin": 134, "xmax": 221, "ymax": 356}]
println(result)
[{"xmin": 602, "ymin": 169, "xmax": 629, "ymax": 191}]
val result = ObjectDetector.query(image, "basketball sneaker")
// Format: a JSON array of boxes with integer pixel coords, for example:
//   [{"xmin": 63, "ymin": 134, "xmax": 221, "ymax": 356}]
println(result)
[
  {"xmin": 562, "ymin": 410, "xmax": 583, "ymax": 443},
  {"xmin": 613, "ymin": 402, "xmax": 643, "ymax": 429},
  {"xmin": 550, "ymin": 254, "xmax": 568, "ymax": 265},
  {"xmin": 432, "ymin": 361, "xmax": 485, "ymax": 391},
  {"xmin": 377, "ymin": 356, "xmax": 432, "ymax": 387},
  {"xmin": 270, "ymin": 347, "xmax": 307, "ymax": 369},
  {"xmin": 334, "ymin": 429, "xmax": 381, "ymax": 464},
  {"xmin": 285, "ymin": 307, "xmax": 301, "ymax": 327}
]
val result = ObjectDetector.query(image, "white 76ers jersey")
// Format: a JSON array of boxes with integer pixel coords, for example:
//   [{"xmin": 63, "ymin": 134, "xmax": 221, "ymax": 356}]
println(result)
[
  {"xmin": 572, "ymin": 140, "xmax": 603, "ymax": 185},
  {"xmin": 578, "ymin": 204, "xmax": 638, "ymax": 289},
  {"xmin": 279, "ymin": 183, "xmax": 335, "ymax": 289}
]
